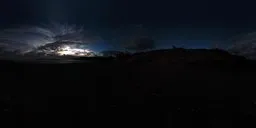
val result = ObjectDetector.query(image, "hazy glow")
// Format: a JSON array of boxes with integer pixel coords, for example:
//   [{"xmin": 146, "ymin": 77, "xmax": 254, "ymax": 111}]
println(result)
[
  {"xmin": 57, "ymin": 46, "xmax": 93, "ymax": 56},
  {"xmin": 0, "ymin": 22, "xmax": 92, "ymax": 53}
]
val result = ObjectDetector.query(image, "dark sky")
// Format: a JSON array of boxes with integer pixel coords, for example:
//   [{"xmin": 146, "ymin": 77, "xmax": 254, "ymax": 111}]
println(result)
[{"xmin": 0, "ymin": 0, "xmax": 256, "ymax": 50}]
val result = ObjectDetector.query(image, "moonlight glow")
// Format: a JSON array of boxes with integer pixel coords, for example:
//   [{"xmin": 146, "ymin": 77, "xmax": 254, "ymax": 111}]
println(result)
[
  {"xmin": 57, "ymin": 45, "xmax": 94, "ymax": 56},
  {"xmin": 0, "ymin": 22, "xmax": 97, "ymax": 55}
]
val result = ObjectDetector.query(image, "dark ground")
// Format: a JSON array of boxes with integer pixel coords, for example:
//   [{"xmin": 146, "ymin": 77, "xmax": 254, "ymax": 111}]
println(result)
[{"xmin": 1, "ymin": 49, "xmax": 256, "ymax": 128}]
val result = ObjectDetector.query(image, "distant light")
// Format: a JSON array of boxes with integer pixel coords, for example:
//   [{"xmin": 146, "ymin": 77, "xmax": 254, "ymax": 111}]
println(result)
[{"xmin": 57, "ymin": 45, "xmax": 94, "ymax": 56}]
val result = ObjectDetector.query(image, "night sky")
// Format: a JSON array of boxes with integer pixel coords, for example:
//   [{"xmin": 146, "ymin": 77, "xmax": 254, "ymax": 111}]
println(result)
[{"xmin": 0, "ymin": 0, "xmax": 256, "ymax": 51}]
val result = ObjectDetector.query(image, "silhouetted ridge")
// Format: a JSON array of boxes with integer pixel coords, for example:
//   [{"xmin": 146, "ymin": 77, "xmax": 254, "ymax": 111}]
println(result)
[{"xmin": 123, "ymin": 49, "xmax": 246, "ymax": 64}]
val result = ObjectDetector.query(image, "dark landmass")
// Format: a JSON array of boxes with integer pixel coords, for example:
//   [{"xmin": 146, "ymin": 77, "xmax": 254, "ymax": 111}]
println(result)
[{"xmin": 1, "ymin": 48, "xmax": 256, "ymax": 128}]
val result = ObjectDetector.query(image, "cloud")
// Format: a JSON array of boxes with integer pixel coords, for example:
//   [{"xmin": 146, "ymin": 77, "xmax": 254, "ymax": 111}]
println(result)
[
  {"xmin": 0, "ymin": 22, "xmax": 97, "ymax": 54},
  {"xmin": 228, "ymin": 32, "xmax": 256, "ymax": 59}
]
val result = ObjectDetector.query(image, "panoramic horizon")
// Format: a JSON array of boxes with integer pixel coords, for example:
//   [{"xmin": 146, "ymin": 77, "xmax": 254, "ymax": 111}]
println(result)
[
  {"xmin": 1, "ymin": 1, "xmax": 256, "ymax": 128},
  {"xmin": 1, "ymin": 0, "xmax": 256, "ymax": 53}
]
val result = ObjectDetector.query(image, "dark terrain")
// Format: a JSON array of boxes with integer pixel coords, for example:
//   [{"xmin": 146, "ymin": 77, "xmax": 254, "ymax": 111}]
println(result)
[{"xmin": 1, "ymin": 49, "xmax": 256, "ymax": 128}]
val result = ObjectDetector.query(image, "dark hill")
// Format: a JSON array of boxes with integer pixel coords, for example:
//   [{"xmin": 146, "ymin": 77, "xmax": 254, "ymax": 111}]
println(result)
[{"xmin": 1, "ymin": 48, "xmax": 256, "ymax": 128}]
